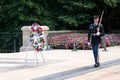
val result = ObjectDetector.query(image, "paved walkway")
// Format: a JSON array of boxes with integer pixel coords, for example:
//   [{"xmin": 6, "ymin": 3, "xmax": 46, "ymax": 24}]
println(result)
[{"xmin": 0, "ymin": 46, "xmax": 119, "ymax": 80}]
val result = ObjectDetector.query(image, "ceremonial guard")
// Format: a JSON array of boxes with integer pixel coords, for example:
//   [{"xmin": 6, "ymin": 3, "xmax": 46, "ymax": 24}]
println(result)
[{"xmin": 88, "ymin": 15, "xmax": 105, "ymax": 67}]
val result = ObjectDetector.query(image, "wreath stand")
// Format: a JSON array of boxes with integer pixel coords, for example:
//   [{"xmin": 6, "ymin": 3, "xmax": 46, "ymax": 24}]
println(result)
[{"xmin": 25, "ymin": 42, "xmax": 45, "ymax": 66}]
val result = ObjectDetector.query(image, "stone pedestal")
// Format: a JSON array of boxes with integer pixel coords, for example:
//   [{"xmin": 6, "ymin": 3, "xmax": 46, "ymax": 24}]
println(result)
[{"xmin": 20, "ymin": 26, "xmax": 49, "ymax": 52}]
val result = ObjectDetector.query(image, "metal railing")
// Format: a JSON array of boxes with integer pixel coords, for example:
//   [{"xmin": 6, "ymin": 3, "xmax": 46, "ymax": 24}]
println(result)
[{"xmin": 0, "ymin": 32, "xmax": 22, "ymax": 53}]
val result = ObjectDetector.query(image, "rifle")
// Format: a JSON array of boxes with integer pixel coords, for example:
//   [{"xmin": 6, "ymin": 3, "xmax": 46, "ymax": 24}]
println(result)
[{"xmin": 97, "ymin": 10, "xmax": 104, "ymax": 32}]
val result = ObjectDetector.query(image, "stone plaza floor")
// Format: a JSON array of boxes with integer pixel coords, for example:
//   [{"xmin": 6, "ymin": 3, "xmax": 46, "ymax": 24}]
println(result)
[{"xmin": 0, "ymin": 46, "xmax": 119, "ymax": 80}]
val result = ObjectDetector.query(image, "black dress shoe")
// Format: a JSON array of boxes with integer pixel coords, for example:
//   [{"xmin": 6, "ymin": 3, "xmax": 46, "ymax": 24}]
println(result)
[{"xmin": 94, "ymin": 63, "xmax": 100, "ymax": 67}]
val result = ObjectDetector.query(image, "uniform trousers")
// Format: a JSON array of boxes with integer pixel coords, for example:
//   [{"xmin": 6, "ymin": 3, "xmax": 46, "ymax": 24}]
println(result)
[{"xmin": 92, "ymin": 44, "xmax": 99, "ymax": 64}]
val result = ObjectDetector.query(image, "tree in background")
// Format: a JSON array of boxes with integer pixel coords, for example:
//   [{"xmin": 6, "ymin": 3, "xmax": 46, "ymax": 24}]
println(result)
[
  {"xmin": 104, "ymin": 0, "xmax": 120, "ymax": 32},
  {"xmin": 54, "ymin": 0, "xmax": 96, "ymax": 30},
  {"xmin": 47, "ymin": 0, "xmax": 120, "ymax": 31}
]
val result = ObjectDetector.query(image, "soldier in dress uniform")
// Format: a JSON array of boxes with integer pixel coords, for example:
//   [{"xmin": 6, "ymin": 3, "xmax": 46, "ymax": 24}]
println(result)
[{"xmin": 88, "ymin": 15, "xmax": 105, "ymax": 67}]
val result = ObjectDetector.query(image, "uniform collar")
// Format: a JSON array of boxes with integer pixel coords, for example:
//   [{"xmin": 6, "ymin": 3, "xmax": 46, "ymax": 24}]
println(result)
[{"xmin": 94, "ymin": 23, "xmax": 98, "ymax": 25}]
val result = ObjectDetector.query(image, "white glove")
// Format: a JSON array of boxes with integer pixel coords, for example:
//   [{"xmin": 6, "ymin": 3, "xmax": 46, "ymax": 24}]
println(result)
[
  {"xmin": 88, "ymin": 42, "xmax": 91, "ymax": 46},
  {"xmin": 96, "ymin": 32, "xmax": 100, "ymax": 36}
]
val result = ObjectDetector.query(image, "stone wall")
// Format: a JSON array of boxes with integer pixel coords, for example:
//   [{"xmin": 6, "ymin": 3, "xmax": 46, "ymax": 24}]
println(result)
[{"xmin": 20, "ymin": 25, "xmax": 88, "ymax": 52}]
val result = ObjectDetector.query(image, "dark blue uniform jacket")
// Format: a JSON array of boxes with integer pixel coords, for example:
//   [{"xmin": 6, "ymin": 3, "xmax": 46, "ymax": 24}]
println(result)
[{"xmin": 88, "ymin": 24, "xmax": 105, "ymax": 44}]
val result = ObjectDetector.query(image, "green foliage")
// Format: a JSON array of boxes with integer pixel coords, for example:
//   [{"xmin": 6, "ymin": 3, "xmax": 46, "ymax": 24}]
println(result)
[
  {"xmin": 56, "ymin": 0, "xmax": 96, "ymax": 30},
  {"xmin": 104, "ymin": 0, "xmax": 118, "ymax": 7}
]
